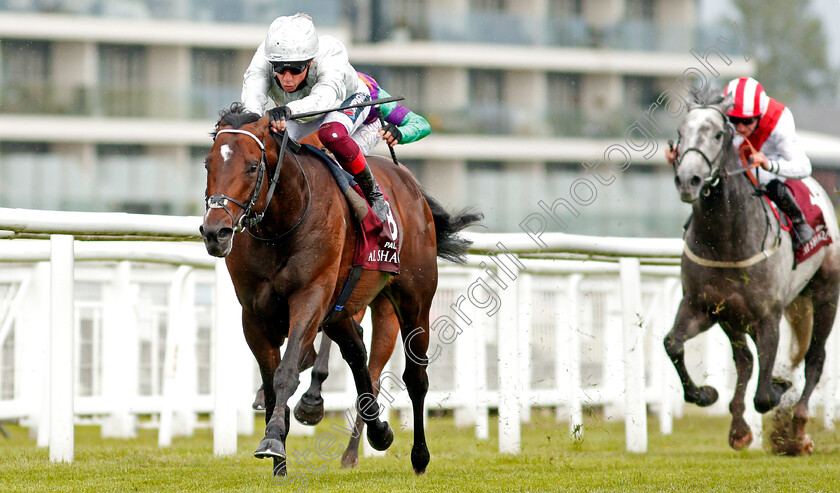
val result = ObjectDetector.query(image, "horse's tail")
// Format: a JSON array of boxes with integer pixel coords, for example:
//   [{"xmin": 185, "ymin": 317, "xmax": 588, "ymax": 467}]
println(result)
[{"xmin": 422, "ymin": 190, "xmax": 483, "ymax": 264}]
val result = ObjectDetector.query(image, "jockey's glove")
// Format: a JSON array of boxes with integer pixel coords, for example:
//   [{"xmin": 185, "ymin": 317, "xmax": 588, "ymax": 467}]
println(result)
[
  {"xmin": 268, "ymin": 105, "xmax": 291, "ymax": 123},
  {"xmin": 383, "ymin": 123, "xmax": 402, "ymax": 144}
]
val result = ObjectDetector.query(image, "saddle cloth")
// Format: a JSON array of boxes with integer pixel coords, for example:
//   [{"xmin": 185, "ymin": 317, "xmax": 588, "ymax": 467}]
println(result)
[
  {"xmin": 301, "ymin": 144, "xmax": 400, "ymax": 274},
  {"xmin": 773, "ymin": 179, "xmax": 832, "ymax": 264}
]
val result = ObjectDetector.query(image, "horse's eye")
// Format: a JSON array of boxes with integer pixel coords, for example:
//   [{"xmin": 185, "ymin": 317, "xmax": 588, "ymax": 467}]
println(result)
[
  {"xmin": 247, "ymin": 161, "xmax": 259, "ymax": 173},
  {"xmin": 715, "ymin": 131, "xmax": 723, "ymax": 141}
]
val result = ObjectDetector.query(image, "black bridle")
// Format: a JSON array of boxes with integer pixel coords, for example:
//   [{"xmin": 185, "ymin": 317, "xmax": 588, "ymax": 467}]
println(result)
[
  {"xmin": 207, "ymin": 128, "xmax": 310, "ymax": 241},
  {"xmin": 673, "ymin": 105, "xmax": 733, "ymax": 195}
]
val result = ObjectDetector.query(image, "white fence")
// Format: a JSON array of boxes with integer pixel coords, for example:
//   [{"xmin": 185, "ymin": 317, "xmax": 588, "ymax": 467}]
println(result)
[{"xmin": 1, "ymin": 207, "xmax": 839, "ymax": 462}]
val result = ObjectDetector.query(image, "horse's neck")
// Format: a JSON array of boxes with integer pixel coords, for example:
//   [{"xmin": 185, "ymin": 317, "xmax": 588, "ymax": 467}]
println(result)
[
  {"xmin": 260, "ymin": 152, "xmax": 309, "ymax": 236},
  {"xmin": 688, "ymin": 155, "xmax": 769, "ymax": 256}
]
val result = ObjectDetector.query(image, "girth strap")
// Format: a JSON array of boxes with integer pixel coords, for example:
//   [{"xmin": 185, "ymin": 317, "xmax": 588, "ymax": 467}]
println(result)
[{"xmin": 321, "ymin": 266, "xmax": 364, "ymax": 326}]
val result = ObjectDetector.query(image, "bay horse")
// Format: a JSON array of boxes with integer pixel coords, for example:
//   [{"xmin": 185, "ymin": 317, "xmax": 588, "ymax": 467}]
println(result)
[
  {"xmin": 200, "ymin": 103, "xmax": 481, "ymax": 476},
  {"xmin": 664, "ymin": 90, "xmax": 840, "ymax": 454}
]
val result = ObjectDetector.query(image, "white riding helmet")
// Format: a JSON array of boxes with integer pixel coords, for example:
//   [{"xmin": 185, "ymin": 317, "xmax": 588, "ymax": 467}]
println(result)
[{"xmin": 264, "ymin": 13, "xmax": 319, "ymax": 63}]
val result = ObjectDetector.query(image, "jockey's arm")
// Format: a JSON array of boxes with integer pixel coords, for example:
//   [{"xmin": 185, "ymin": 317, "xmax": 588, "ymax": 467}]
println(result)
[
  {"xmin": 241, "ymin": 44, "xmax": 274, "ymax": 115},
  {"xmin": 764, "ymin": 110, "xmax": 811, "ymax": 179},
  {"xmin": 377, "ymin": 88, "xmax": 431, "ymax": 144}
]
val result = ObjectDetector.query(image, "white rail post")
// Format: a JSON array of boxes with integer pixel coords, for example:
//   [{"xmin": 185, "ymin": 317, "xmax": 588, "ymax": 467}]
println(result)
[
  {"xmin": 620, "ymin": 257, "xmax": 647, "ymax": 453},
  {"xmin": 213, "ymin": 259, "xmax": 238, "ymax": 456},
  {"xmin": 49, "ymin": 234, "xmax": 74, "ymax": 463},
  {"xmin": 518, "ymin": 273, "xmax": 532, "ymax": 424},
  {"xmin": 101, "ymin": 261, "xmax": 137, "ymax": 438},
  {"xmin": 159, "ymin": 266, "xmax": 192, "ymax": 447},
  {"xmin": 474, "ymin": 300, "xmax": 489, "ymax": 440},
  {"xmin": 497, "ymin": 275, "xmax": 520, "ymax": 454},
  {"xmin": 562, "ymin": 274, "xmax": 584, "ymax": 441}
]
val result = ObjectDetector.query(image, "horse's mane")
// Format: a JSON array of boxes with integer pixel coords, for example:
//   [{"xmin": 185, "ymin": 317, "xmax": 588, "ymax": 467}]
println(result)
[
  {"xmin": 690, "ymin": 85, "xmax": 725, "ymax": 107},
  {"xmin": 212, "ymin": 102, "xmax": 262, "ymax": 138}
]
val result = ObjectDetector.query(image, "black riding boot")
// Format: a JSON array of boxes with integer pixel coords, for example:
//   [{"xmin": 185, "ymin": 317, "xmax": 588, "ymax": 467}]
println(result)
[
  {"xmin": 353, "ymin": 163, "xmax": 389, "ymax": 223},
  {"xmin": 765, "ymin": 179, "xmax": 814, "ymax": 249}
]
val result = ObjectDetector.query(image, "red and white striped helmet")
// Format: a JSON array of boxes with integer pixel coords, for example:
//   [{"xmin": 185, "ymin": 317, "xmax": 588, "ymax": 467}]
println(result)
[{"xmin": 724, "ymin": 77, "xmax": 768, "ymax": 118}]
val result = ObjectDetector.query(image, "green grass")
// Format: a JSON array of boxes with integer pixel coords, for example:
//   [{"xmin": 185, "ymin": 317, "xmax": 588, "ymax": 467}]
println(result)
[{"xmin": 2, "ymin": 410, "xmax": 840, "ymax": 492}]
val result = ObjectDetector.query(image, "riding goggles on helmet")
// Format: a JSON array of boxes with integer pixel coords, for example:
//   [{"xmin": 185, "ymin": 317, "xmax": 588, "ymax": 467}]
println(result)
[{"xmin": 271, "ymin": 59, "xmax": 311, "ymax": 75}]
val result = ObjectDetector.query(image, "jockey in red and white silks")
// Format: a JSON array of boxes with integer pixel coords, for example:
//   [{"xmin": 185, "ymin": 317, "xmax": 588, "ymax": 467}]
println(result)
[
  {"xmin": 724, "ymin": 76, "xmax": 815, "ymax": 247},
  {"xmin": 725, "ymin": 77, "xmax": 812, "ymax": 186}
]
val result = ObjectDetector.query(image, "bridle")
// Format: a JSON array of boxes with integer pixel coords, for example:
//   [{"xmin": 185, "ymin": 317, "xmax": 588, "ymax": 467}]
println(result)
[
  {"xmin": 206, "ymin": 127, "xmax": 310, "ymax": 241},
  {"xmin": 675, "ymin": 105, "xmax": 782, "ymax": 267},
  {"xmin": 672, "ymin": 105, "xmax": 733, "ymax": 196}
]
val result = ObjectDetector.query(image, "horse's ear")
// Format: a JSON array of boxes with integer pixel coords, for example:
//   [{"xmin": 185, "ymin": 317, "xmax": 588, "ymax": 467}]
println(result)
[{"xmin": 718, "ymin": 91, "xmax": 734, "ymax": 115}]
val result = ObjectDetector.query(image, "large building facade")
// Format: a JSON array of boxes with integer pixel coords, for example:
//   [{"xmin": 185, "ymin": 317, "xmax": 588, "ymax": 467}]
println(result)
[{"xmin": 0, "ymin": 0, "xmax": 788, "ymax": 236}]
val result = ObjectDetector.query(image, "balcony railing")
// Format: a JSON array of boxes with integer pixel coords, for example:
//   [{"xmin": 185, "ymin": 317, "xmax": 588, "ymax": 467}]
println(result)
[{"xmin": 0, "ymin": 0, "xmax": 341, "ymax": 26}]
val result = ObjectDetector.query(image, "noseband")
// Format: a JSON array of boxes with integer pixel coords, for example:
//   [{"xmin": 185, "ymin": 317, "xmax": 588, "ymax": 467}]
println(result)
[
  {"xmin": 207, "ymin": 128, "xmax": 310, "ymax": 240},
  {"xmin": 673, "ymin": 106, "xmax": 733, "ymax": 196}
]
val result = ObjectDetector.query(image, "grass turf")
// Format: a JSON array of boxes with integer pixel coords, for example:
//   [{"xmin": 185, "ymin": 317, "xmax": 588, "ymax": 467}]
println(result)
[{"xmin": 2, "ymin": 409, "xmax": 840, "ymax": 492}]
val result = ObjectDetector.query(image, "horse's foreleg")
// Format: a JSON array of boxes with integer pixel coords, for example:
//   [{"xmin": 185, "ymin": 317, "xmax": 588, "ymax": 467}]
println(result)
[
  {"xmin": 294, "ymin": 332, "xmax": 333, "ymax": 426},
  {"xmin": 342, "ymin": 302, "xmax": 399, "ymax": 469},
  {"xmin": 255, "ymin": 291, "xmax": 325, "ymax": 474},
  {"xmin": 663, "ymin": 299, "xmax": 718, "ymax": 406},
  {"xmin": 723, "ymin": 329, "xmax": 754, "ymax": 450},
  {"xmin": 325, "ymin": 317, "xmax": 394, "ymax": 454},
  {"xmin": 241, "ymin": 310, "xmax": 285, "ymax": 474},
  {"xmin": 751, "ymin": 316, "xmax": 789, "ymax": 414}
]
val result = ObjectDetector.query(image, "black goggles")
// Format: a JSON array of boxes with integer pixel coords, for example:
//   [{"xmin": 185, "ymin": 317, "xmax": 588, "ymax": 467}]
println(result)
[
  {"xmin": 271, "ymin": 60, "xmax": 310, "ymax": 75},
  {"xmin": 728, "ymin": 115, "xmax": 759, "ymax": 126}
]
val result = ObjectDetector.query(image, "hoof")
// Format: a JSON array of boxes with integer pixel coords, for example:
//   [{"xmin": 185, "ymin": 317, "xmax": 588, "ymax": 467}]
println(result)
[
  {"xmin": 340, "ymin": 450, "xmax": 360, "ymax": 469},
  {"xmin": 411, "ymin": 444, "xmax": 430, "ymax": 475},
  {"xmin": 799, "ymin": 436, "xmax": 815, "ymax": 455},
  {"xmin": 367, "ymin": 421, "xmax": 394, "ymax": 451},
  {"xmin": 729, "ymin": 430, "xmax": 753, "ymax": 450},
  {"xmin": 255, "ymin": 438, "xmax": 286, "ymax": 460},
  {"xmin": 294, "ymin": 396, "xmax": 324, "ymax": 426},
  {"xmin": 686, "ymin": 385, "xmax": 719, "ymax": 407}
]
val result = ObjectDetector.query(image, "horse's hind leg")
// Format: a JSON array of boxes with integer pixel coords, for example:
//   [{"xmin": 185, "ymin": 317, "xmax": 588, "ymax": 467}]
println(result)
[
  {"xmin": 324, "ymin": 317, "xmax": 395, "ymax": 453},
  {"xmin": 722, "ymin": 329, "xmax": 754, "ymax": 450},
  {"xmin": 782, "ymin": 272, "xmax": 840, "ymax": 455},
  {"xmin": 663, "ymin": 299, "xmax": 719, "ymax": 406},
  {"xmin": 392, "ymin": 296, "xmax": 431, "ymax": 475},
  {"xmin": 293, "ymin": 332, "xmax": 333, "ymax": 425},
  {"xmin": 341, "ymin": 300, "xmax": 400, "ymax": 469}
]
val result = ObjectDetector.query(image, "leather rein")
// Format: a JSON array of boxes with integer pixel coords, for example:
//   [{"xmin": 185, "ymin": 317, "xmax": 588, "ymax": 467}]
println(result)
[{"xmin": 206, "ymin": 128, "xmax": 311, "ymax": 241}]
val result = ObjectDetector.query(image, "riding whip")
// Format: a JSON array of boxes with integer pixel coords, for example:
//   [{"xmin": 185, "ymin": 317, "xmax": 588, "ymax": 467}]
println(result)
[{"xmin": 289, "ymin": 95, "xmax": 405, "ymax": 120}]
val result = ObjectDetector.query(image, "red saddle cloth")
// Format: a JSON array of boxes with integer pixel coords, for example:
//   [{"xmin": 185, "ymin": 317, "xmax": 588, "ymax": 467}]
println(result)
[
  {"xmin": 351, "ymin": 185, "xmax": 400, "ymax": 274},
  {"xmin": 779, "ymin": 180, "xmax": 833, "ymax": 264}
]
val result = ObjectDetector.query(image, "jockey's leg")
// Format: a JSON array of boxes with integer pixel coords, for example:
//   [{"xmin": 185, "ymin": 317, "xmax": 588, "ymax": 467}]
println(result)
[
  {"xmin": 765, "ymin": 179, "xmax": 814, "ymax": 249},
  {"xmin": 319, "ymin": 121, "xmax": 389, "ymax": 222}
]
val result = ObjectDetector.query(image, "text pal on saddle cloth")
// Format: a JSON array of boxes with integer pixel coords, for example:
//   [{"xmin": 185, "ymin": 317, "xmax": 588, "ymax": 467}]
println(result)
[
  {"xmin": 241, "ymin": 12, "xmax": 430, "ymax": 225},
  {"xmin": 666, "ymin": 77, "xmax": 815, "ymax": 249}
]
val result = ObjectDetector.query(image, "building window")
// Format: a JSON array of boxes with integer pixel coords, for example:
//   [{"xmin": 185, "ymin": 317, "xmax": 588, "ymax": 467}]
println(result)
[
  {"xmin": 1, "ymin": 40, "xmax": 50, "ymax": 113},
  {"xmin": 99, "ymin": 44, "xmax": 147, "ymax": 117},
  {"xmin": 191, "ymin": 48, "xmax": 240, "ymax": 119},
  {"xmin": 547, "ymin": 73, "xmax": 582, "ymax": 135},
  {"xmin": 468, "ymin": 69, "xmax": 508, "ymax": 134}
]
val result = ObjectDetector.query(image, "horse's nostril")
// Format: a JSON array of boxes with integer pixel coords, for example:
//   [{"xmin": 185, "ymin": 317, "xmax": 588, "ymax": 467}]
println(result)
[
  {"xmin": 674, "ymin": 176, "xmax": 681, "ymax": 187},
  {"xmin": 217, "ymin": 227, "xmax": 233, "ymax": 242},
  {"xmin": 199, "ymin": 225, "xmax": 205, "ymax": 236},
  {"xmin": 690, "ymin": 176, "xmax": 702, "ymax": 187}
]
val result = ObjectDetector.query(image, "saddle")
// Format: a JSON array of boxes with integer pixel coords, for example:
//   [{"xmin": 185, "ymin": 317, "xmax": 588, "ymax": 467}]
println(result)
[
  {"xmin": 765, "ymin": 179, "xmax": 832, "ymax": 264},
  {"xmin": 301, "ymin": 143, "xmax": 400, "ymax": 274}
]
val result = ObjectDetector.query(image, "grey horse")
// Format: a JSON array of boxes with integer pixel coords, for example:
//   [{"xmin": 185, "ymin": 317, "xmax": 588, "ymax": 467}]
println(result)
[{"xmin": 663, "ymin": 91, "xmax": 840, "ymax": 454}]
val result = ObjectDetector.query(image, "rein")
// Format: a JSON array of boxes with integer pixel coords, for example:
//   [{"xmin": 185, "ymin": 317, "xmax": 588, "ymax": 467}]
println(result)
[{"xmin": 208, "ymin": 128, "xmax": 311, "ymax": 241}]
